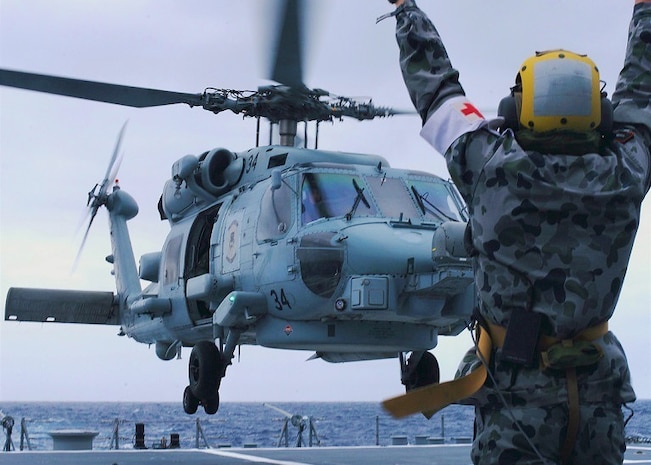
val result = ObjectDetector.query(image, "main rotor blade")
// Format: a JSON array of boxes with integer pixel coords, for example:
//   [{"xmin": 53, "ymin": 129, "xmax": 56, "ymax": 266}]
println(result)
[
  {"xmin": 0, "ymin": 68, "xmax": 204, "ymax": 108},
  {"xmin": 270, "ymin": 0, "xmax": 304, "ymax": 88}
]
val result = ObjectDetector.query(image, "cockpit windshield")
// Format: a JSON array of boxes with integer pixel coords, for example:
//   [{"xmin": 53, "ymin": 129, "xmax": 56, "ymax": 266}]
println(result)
[
  {"xmin": 300, "ymin": 171, "xmax": 464, "ymax": 225},
  {"xmin": 301, "ymin": 172, "xmax": 377, "ymax": 224},
  {"xmin": 405, "ymin": 178, "xmax": 464, "ymax": 222},
  {"xmin": 365, "ymin": 175, "xmax": 420, "ymax": 220}
]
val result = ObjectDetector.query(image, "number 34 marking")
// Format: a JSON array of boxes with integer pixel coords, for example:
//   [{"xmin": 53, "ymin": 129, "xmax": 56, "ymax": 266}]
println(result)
[{"xmin": 270, "ymin": 289, "xmax": 292, "ymax": 311}]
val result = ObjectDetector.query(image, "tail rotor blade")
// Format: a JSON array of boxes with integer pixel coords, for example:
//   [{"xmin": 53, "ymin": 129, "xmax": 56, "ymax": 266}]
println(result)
[
  {"xmin": 72, "ymin": 122, "xmax": 128, "ymax": 272},
  {"xmin": 103, "ymin": 121, "xmax": 127, "ymax": 193},
  {"xmin": 72, "ymin": 206, "xmax": 99, "ymax": 273}
]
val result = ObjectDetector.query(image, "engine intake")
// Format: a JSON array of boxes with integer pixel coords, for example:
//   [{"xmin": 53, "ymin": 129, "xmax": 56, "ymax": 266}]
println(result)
[
  {"xmin": 161, "ymin": 148, "xmax": 244, "ymax": 220},
  {"xmin": 197, "ymin": 148, "xmax": 244, "ymax": 196}
]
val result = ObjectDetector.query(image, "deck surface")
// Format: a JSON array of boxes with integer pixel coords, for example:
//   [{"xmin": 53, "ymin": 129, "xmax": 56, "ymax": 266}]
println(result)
[{"xmin": 2, "ymin": 444, "xmax": 651, "ymax": 465}]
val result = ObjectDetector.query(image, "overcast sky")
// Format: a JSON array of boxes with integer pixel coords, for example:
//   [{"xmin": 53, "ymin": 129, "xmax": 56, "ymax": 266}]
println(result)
[{"xmin": 1, "ymin": 0, "xmax": 649, "ymax": 406}]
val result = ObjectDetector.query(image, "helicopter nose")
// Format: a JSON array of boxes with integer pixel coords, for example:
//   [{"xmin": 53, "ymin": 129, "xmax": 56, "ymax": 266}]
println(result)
[
  {"xmin": 342, "ymin": 224, "xmax": 435, "ymax": 275},
  {"xmin": 337, "ymin": 221, "xmax": 473, "ymax": 323},
  {"xmin": 295, "ymin": 222, "xmax": 471, "ymax": 302}
]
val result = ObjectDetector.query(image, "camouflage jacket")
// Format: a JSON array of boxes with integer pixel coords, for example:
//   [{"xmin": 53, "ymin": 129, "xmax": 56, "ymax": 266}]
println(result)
[{"xmin": 394, "ymin": 1, "xmax": 650, "ymax": 404}]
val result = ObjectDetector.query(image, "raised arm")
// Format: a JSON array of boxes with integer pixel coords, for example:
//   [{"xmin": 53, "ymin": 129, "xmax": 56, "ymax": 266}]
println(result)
[
  {"xmin": 393, "ymin": 0, "xmax": 465, "ymax": 123},
  {"xmin": 612, "ymin": 0, "xmax": 651, "ymax": 140}
]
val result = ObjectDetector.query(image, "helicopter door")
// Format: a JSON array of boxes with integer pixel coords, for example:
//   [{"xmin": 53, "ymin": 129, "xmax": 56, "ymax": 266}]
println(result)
[
  {"xmin": 254, "ymin": 175, "xmax": 295, "ymax": 286},
  {"xmin": 185, "ymin": 204, "xmax": 221, "ymax": 322}
]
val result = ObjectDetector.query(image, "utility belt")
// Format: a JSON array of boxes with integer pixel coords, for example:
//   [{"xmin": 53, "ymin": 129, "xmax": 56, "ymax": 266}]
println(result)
[
  {"xmin": 485, "ymin": 320, "xmax": 608, "ymax": 371},
  {"xmin": 383, "ymin": 318, "xmax": 609, "ymax": 465},
  {"xmin": 383, "ymin": 319, "xmax": 610, "ymax": 415}
]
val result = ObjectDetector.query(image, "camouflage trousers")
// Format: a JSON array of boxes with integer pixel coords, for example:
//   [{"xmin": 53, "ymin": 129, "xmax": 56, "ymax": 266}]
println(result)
[{"xmin": 471, "ymin": 400, "xmax": 626, "ymax": 465}]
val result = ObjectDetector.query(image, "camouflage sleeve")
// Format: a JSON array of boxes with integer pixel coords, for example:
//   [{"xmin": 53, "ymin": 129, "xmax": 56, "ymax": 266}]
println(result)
[
  {"xmin": 612, "ymin": 2, "xmax": 651, "ymax": 142},
  {"xmin": 394, "ymin": 0, "xmax": 465, "ymax": 124},
  {"xmin": 392, "ymin": 0, "xmax": 503, "ymax": 199}
]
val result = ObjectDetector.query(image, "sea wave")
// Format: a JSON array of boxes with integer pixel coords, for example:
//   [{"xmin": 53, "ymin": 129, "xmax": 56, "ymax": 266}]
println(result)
[{"xmin": 0, "ymin": 400, "xmax": 648, "ymax": 451}]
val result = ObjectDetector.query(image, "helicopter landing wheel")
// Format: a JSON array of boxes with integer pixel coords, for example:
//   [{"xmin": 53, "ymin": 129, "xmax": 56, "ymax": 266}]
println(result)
[
  {"xmin": 189, "ymin": 341, "xmax": 222, "ymax": 400},
  {"xmin": 202, "ymin": 391, "xmax": 220, "ymax": 415},
  {"xmin": 183, "ymin": 385, "xmax": 200, "ymax": 415},
  {"xmin": 404, "ymin": 351, "xmax": 440, "ymax": 392}
]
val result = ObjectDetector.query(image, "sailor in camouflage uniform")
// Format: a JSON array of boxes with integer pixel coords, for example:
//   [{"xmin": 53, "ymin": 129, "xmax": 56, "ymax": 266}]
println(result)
[{"xmin": 387, "ymin": 0, "xmax": 651, "ymax": 464}]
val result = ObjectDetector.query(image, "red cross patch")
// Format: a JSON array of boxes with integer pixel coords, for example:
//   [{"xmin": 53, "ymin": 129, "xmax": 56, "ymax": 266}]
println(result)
[{"xmin": 454, "ymin": 101, "xmax": 484, "ymax": 122}]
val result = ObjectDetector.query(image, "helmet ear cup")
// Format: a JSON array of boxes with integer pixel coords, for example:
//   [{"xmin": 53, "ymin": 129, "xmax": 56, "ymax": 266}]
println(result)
[
  {"xmin": 598, "ymin": 96, "xmax": 613, "ymax": 134},
  {"xmin": 498, "ymin": 95, "xmax": 519, "ymax": 131}
]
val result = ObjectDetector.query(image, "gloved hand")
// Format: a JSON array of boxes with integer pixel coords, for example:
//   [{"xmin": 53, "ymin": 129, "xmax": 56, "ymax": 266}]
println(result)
[{"xmin": 377, "ymin": 0, "xmax": 407, "ymax": 23}]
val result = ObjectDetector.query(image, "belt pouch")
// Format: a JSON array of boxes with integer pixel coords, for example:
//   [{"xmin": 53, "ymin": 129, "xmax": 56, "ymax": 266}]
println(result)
[{"xmin": 501, "ymin": 309, "xmax": 542, "ymax": 367}]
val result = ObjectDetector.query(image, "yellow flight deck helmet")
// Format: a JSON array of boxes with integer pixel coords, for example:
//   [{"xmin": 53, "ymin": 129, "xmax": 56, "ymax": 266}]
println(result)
[{"xmin": 499, "ymin": 49, "xmax": 612, "ymax": 135}]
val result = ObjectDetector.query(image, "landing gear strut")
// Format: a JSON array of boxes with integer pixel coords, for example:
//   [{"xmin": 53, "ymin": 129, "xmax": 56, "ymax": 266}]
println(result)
[
  {"xmin": 400, "ymin": 350, "xmax": 440, "ymax": 418},
  {"xmin": 183, "ymin": 327, "xmax": 244, "ymax": 415},
  {"xmin": 401, "ymin": 350, "xmax": 440, "ymax": 391},
  {"xmin": 183, "ymin": 341, "xmax": 223, "ymax": 415}
]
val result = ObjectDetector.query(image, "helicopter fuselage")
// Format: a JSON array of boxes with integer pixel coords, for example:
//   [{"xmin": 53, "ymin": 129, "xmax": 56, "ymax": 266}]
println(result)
[{"xmin": 122, "ymin": 145, "xmax": 474, "ymax": 363}]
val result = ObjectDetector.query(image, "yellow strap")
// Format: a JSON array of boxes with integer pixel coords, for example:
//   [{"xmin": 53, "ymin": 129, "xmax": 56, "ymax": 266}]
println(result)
[
  {"xmin": 382, "ymin": 325, "xmax": 492, "ymax": 419},
  {"xmin": 381, "ymin": 321, "xmax": 609, "ymax": 419},
  {"xmin": 572, "ymin": 321, "xmax": 609, "ymax": 342},
  {"xmin": 560, "ymin": 366, "xmax": 580, "ymax": 464}
]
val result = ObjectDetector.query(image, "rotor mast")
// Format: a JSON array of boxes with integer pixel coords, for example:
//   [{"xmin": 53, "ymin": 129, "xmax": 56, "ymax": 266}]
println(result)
[{"xmin": 279, "ymin": 120, "xmax": 298, "ymax": 147}]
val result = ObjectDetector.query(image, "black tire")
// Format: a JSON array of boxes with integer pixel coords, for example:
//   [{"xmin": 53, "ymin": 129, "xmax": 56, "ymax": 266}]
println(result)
[
  {"xmin": 183, "ymin": 385, "xmax": 199, "ymax": 415},
  {"xmin": 405, "ymin": 351, "xmax": 440, "ymax": 392},
  {"xmin": 189, "ymin": 341, "xmax": 222, "ymax": 399},
  {"xmin": 203, "ymin": 391, "xmax": 220, "ymax": 415}
]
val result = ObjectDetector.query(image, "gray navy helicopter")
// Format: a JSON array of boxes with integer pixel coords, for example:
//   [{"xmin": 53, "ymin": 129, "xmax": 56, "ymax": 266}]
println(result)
[{"xmin": 2, "ymin": 0, "xmax": 473, "ymax": 415}]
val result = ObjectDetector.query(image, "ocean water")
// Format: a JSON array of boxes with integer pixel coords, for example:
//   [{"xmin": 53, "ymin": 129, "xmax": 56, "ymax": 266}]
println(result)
[{"xmin": 1, "ymin": 400, "xmax": 649, "ymax": 451}]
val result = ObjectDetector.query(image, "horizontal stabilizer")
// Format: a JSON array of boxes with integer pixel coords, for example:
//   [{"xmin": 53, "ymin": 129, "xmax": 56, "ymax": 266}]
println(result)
[{"xmin": 5, "ymin": 288, "xmax": 118, "ymax": 325}]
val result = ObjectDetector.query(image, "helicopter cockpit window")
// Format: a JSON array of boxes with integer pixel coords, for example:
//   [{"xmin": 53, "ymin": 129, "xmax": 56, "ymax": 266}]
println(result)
[
  {"xmin": 297, "ymin": 232, "xmax": 344, "ymax": 298},
  {"xmin": 257, "ymin": 177, "xmax": 292, "ymax": 242},
  {"xmin": 163, "ymin": 235, "xmax": 183, "ymax": 287},
  {"xmin": 366, "ymin": 175, "xmax": 420, "ymax": 220},
  {"xmin": 301, "ymin": 172, "xmax": 377, "ymax": 225},
  {"xmin": 406, "ymin": 179, "xmax": 464, "ymax": 222}
]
